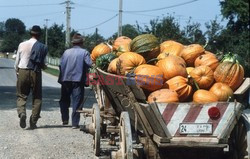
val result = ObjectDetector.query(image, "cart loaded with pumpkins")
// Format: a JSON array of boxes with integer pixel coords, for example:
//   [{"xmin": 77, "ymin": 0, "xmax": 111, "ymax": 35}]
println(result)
[{"xmin": 79, "ymin": 34, "xmax": 250, "ymax": 159}]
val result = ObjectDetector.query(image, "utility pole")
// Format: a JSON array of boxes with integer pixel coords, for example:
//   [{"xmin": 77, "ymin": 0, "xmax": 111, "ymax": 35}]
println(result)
[
  {"xmin": 65, "ymin": 0, "xmax": 71, "ymax": 48},
  {"xmin": 95, "ymin": 28, "xmax": 98, "ymax": 46},
  {"xmin": 44, "ymin": 19, "xmax": 49, "ymax": 46},
  {"xmin": 118, "ymin": 0, "xmax": 123, "ymax": 37}
]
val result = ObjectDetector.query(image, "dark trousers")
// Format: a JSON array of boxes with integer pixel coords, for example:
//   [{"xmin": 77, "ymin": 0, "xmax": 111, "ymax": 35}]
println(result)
[
  {"xmin": 16, "ymin": 69, "xmax": 42, "ymax": 123},
  {"xmin": 59, "ymin": 82, "xmax": 84, "ymax": 126}
]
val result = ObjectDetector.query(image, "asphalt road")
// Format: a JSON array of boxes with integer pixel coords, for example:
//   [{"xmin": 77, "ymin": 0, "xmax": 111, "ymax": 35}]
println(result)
[{"xmin": 0, "ymin": 58, "xmax": 97, "ymax": 158}]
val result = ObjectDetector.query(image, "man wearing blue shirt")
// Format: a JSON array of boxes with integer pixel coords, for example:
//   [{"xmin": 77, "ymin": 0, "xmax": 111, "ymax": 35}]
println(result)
[{"xmin": 58, "ymin": 33, "xmax": 92, "ymax": 129}]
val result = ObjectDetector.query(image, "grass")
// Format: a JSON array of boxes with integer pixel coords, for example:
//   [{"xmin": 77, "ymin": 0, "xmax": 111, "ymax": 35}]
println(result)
[{"xmin": 44, "ymin": 67, "xmax": 59, "ymax": 77}]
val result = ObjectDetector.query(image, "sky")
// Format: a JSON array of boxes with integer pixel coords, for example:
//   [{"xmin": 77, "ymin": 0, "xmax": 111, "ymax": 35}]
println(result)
[{"xmin": 0, "ymin": 0, "xmax": 227, "ymax": 38}]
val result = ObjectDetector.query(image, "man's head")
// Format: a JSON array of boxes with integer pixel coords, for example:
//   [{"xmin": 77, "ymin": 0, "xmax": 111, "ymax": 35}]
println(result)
[
  {"xmin": 71, "ymin": 33, "xmax": 84, "ymax": 46},
  {"xmin": 30, "ymin": 25, "xmax": 41, "ymax": 38}
]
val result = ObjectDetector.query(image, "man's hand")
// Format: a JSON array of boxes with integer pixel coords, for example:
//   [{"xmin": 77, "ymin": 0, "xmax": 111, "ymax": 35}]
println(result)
[{"xmin": 42, "ymin": 64, "xmax": 47, "ymax": 70}]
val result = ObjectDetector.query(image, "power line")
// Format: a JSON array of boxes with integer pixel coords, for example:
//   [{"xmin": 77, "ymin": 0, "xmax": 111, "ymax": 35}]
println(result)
[
  {"xmin": 18, "ymin": 11, "xmax": 64, "ymax": 19},
  {"xmin": 75, "ymin": 3, "xmax": 117, "ymax": 12},
  {"xmin": 77, "ymin": 14, "xmax": 118, "ymax": 31},
  {"xmin": 124, "ymin": 0, "xmax": 199, "ymax": 13},
  {"xmin": 0, "ymin": 3, "xmax": 60, "ymax": 8}
]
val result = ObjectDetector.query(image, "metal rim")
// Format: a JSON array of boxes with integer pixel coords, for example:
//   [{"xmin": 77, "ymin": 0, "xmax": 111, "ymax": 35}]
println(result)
[
  {"xmin": 228, "ymin": 118, "xmax": 248, "ymax": 159},
  {"xmin": 119, "ymin": 112, "xmax": 133, "ymax": 159},
  {"xmin": 92, "ymin": 103, "xmax": 101, "ymax": 156}
]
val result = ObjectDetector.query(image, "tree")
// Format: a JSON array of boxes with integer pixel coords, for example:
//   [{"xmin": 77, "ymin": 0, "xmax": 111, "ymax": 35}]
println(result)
[
  {"xmin": 204, "ymin": 17, "xmax": 224, "ymax": 53},
  {"xmin": 143, "ymin": 16, "xmax": 185, "ymax": 43},
  {"xmin": 182, "ymin": 18, "xmax": 206, "ymax": 45},
  {"xmin": 0, "ymin": 18, "xmax": 26, "ymax": 52},
  {"xmin": 47, "ymin": 24, "xmax": 65, "ymax": 57},
  {"xmin": 5, "ymin": 18, "xmax": 25, "ymax": 35},
  {"xmin": 83, "ymin": 32, "xmax": 105, "ymax": 52},
  {"xmin": 110, "ymin": 24, "xmax": 139, "ymax": 40},
  {"xmin": 219, "ymin": 0, "xmax": 249, "ymax": 76},
  {"xmin": 0, "ymin": 21, "xmax": 5, "ymax": 38}
]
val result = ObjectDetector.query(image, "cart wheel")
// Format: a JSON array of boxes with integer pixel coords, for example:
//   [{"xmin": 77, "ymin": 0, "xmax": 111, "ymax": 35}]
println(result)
[
  {"xmin": 119, "ymin": 112, "xmax": 133, "ymax": 159},
  {"xmin": 228, "ymin": 117, "xmax": 248, "ymax": 159},
  {"xmin": 92, "ymin": 103, "xmax": 101, "ymax": 156}
]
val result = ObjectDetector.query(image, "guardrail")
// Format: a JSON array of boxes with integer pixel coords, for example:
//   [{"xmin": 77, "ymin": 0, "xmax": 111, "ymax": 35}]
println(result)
[{"xmin": 46, "ymin": 56, "xmax": 60, "ymax": 66}]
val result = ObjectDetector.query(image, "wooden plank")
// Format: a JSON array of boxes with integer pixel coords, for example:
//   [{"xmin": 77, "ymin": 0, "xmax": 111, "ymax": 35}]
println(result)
[
  {"xmin": 153, "ymin": 134, "xmax": 170, "ymax": 144},
  {"xmin": 139, "ymin": 104, "xmax": 166, "ymax": 137},
  {"xmin": 151, "ymin": 102, "xmax": 172, "ymax": 138},
  {"xmin": 218, "ymin": 102, "xmax": 243, "ymax": 139},
  {"xmin": 234, "ymin": 77, "xmax": 250, "ymax": 95}
]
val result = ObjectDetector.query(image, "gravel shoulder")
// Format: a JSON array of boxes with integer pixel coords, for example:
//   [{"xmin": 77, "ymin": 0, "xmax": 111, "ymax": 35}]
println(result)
[
  {"xmin": 0, "ymin": 58, "xmax": 96, "ymax": 159},
  {"xmin": 0, "ymin": 108, "xmax": 94, "ymax": 159}
]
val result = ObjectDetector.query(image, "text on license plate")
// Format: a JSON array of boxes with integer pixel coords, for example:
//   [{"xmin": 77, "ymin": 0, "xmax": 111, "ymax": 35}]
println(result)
[{"xmin": 179, "ymin": 123, "xmax": 213, "ymax": 134}]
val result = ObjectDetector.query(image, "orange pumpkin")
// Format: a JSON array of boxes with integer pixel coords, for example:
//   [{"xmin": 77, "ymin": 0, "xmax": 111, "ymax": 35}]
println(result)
[
  {"xmin": 156, "ymin": 55, "xmax": 187, "ymax": 81},
  {"xmin": 190, "ymin": 65, "xmax": 214, "ymax": 89},
  {"xmin": 163, "ymin": 76, "xmax": 193, "ymax": 101},
  {"xmin": 134, "ymin": 64, "xmax": 164, "ymax": 91},
  {"xmin": 116, "ymin": 44, "xmax": 131, "ymax": 56},
  {"xmin": 107, "ymin": 58, "xmax": 119, "ymax": 74},
  {"xmin": 160, "ymin": 40, "xmax": 184, "ymax": 56},
  {"xmin": 193, "ymin": 89, "xmax": 218, "ymax": 103},
  {"xmin": 148, "ymin": 89, "xmax": 179, "ymax": 103},
  {"xmin": 116, "ymin": 52, "xmax": 146, "ymax": 75},
  {"xmin": 209, "ymin": 82, "xmax": 233, "ymax": 101},
  {"xmin": 194, "ymin": 51, "xmax": 219, "ymax": 71},
  {"xmin": 157, "ymin": 52, "xmax": 170, "ymax": 60},
  {"xmin": 214, "ymin": 61, "xmax": 244, "ymax": 91},
  {"xmin": 91, "ymin": 43, "xmax": 111, "ymax": 61},
  {"xmin": 181, "ymin": 44, "xmax": 205, "ymax": 67},
  {"xmin": 112, "ymin": 36, "xmax": 132, "ymax": 51}
]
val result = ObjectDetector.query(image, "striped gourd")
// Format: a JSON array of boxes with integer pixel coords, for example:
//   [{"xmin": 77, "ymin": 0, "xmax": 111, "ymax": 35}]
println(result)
[{"xmin": 130, "ymin": 34, "xmax": 160, "ymax": 60}]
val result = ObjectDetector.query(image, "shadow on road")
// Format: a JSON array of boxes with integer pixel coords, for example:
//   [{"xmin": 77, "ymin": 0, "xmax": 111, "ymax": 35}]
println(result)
[
  {"xmin": 0, "ymin": 86, "xmax": 96, "ymax": 111},
  {"xmin": 35, "ymin": 124, "xmax": 72, "ymax": 129},
  {"xmin": 0, "ymin": 67, "xmax": 15, "ymax": 69}
]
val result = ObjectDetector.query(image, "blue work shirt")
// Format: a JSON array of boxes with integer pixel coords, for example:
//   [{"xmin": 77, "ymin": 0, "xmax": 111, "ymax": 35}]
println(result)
[{"xmin": 59, "ymin": 46, "xmax": 92, "ymax": 83}]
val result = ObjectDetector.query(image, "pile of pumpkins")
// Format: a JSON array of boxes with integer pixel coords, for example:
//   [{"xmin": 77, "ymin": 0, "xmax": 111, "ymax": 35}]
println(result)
[{"xmin": 91, "ymin": 34, "xmax": 245, "ymax": 104}]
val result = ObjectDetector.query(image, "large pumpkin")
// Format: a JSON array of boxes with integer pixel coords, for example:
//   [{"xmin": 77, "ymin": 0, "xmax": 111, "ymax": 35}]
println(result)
[
  {"xmin": 91, "ymin": 43, "xmax": 111, "ymax": 61},
  {"xmin": 181, "ymin": 44, "xmax": 205, "ymax": 67},
  {"xmin": 194, "ymin": 51, "xmax": 219, "ymax": 71},
  {"xmin": 209, "ymin": 82, "xmax": 233, "ymax": 101},
  {"xmin": 214, "ymin": 61, "xmax": 244, "ymax": 91},
  {"xmin": 112, "ymin": 36, "xmax": 132, "ymax": 51},
  {"xmin": 193, "ymin": 89, "xmax": 218, "ymax": 103},
  {"xmin": 134, "ymin": 64, "xmax": 164, "ymax": 92},
  {"xmin": 160, "ymin": 40, "xmax": 184, "ymax": 56},
  {"xmin": 148, "ymin": 89, "xmax": 179, "ymax": 103},
  {"xmin": 156, "ymin": 55, "xmax": 187, "ymax": 81},
  {"xmin": 163, "ymin": 76, "xmax": 193, "ymax": 102},
  {"xmin": 116, "ymin": 44, "xmax": 131, "ymax": 56},
  {"xmin": 107, "ymin": 58, "xmax": 119, "ymax": 74},
  {"xmin": 190, "ymin": 65, "xmax": 214, "ymax": 89},
  {"xmin": 130, "ymin": 34, "xmax": 160, "ymax": 61},
  {"xmin": 116, "ymin": 52, "xmax": 146, "ymax": 75}
]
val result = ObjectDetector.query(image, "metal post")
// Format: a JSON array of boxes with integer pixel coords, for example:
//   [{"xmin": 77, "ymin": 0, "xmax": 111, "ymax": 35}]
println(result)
[
  {"xmin": 44, "ymin": 19, "xmax": 49, "ymax": 46},
  {"xmin": 65, "ymin": 0, "xmax": 71, "ymax": 48},
  {"xmin": 118, "ymin": 0, "xmax": 123, "ymax": 37}
]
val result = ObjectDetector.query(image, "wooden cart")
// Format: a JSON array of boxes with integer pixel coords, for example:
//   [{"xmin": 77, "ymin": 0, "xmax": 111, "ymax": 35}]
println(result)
[{"xmin": 80, "ymin": 68, "xmax": 250, "ymax": 159}]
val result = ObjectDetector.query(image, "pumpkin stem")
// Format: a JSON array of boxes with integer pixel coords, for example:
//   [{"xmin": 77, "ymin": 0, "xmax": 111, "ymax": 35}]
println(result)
[
  {"xmin": 146, "ymin": 58, "xmax": 159, "ymax": 64},
  {"xmin": 188, "ymin": 75, "xmax": 200, "ymax": 90},
  {"xmin": 203, "ymin": 40, "xmax": 208, "ymax": 49}
]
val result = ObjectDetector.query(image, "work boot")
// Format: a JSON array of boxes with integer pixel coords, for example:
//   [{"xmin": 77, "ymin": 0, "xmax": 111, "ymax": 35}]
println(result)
[
  {"xmin": 29, "ymin": 116, "xmax": 37, "ymax": 130},
  {"xmin": 19, "ymin": 113, "xmax": 26, "ymax": 128}
]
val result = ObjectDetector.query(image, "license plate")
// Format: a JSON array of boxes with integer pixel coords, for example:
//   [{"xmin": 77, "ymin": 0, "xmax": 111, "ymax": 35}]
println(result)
[{"xmin": 179, "ymin": 123, "xmax": 213, "ymax": 134}]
